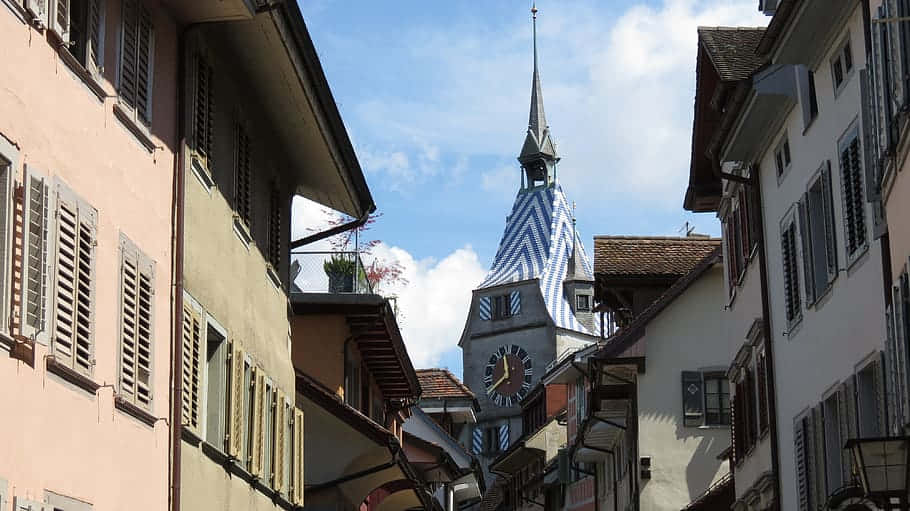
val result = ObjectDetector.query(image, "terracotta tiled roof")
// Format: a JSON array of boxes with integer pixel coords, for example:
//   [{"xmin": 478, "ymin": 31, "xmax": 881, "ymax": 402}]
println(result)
[
  {"xmin": 698, "ymin": 26, "xmax": 767, "ymax": 81},
  {"xmin": 416, "ymin": 369, "xmax": 475, "ymax": 400},
  {"xmin": 593, "ymin": 236, "xmax": 721, "ymax": 279}
]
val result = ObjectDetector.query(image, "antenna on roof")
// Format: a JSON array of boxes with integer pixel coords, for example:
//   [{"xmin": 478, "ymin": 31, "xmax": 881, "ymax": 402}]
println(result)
[{"xmin": 678, "ymin": 221, "xmax": 696, "ymax": 237}]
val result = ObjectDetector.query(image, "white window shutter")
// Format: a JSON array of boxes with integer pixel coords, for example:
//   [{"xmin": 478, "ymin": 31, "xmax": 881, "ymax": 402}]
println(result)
[
  {"xmin": 13, "ymin": 496, "xmax": 44, "ymax": 511},
  {"xmin": 227, "ymin": 342, "xmax": 245, "ymax": 458},
  {"xmin": 0, "ymin": 160, "xmax": 13, "ymax": 338},
  {"xmin": 292, "ymin": 406, "xmax": 305, "ymax": 506},
  {"xmin": 479, "ymin": 296, "xmax": 491, "ymax": 320},
  {"xmin": 20, "ymin": 165, "xmax": 52, "ymax": 343},
  {"xmin": 49, "ymin": 0, "xmax": 70, "ymax": 41},
  {"xmin": 51, "ymin": 183, "xmax": 96, "ymax": 376},
  {"xmin": 181, "ymin": 301, "xmax": 201, "ymax": 429},
  {"xmin": 86, "ymin": 0, "xmax": 106, "ymax": 75},
  {"xmin": 119, "ymin": 236, "xmax": 155, "ymax": 410}
]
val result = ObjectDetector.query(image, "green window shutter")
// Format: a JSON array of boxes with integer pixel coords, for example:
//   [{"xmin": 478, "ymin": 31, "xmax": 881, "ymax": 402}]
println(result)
[{"xmin": 20, "ymin": 166, "xmax": 52, "ymax": 344}]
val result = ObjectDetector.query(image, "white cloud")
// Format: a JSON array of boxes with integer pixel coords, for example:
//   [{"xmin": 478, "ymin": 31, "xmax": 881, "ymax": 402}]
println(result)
[
  {"xmin": 367, "ymin": 243, "xmax": 486, "ymax": 368},
  {"xmin": 343, "ymin": 0, "xmax": 767, "ymax": 210}
]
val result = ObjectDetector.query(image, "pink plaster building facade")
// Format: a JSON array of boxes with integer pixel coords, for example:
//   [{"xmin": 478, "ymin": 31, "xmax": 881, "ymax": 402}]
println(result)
[{"xmin": 0, "ymin": 0, "xmax": 177, "ymax": 509}]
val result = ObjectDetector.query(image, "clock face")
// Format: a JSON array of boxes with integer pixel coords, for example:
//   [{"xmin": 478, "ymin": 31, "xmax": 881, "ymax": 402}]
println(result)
[{"xmin": 484, "ymin": 345, "xmax": 533, "ymax": 407}]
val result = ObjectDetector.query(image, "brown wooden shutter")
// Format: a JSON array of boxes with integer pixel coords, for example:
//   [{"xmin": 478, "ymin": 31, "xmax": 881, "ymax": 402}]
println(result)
[
  {"xmin": 234, "ymin": 125, "xmax": 252, "ymax": 228},
  {"xmin": 292, "ymin": 406, "xmax": 305, "ymax": 505},
  {"xmin": 20, "ymin": 166, "xmax": 51, "ymax": 342},
  {"xmin": 227, "ymin": 342, "xmax": 245, "ymax": 458},
  {"xmin": 180, "ymin": 302, "xmax": 201, "ymax": 429},
  {"xmin": 194, "ymin": 54, "xmax": 215, "ymax": 169}
]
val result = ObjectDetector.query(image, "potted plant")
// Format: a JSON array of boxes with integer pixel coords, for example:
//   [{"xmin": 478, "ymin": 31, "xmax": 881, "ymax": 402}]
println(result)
[{"xmin": 324, "ymin": 255, "xmax": 356, "ymax": 293}]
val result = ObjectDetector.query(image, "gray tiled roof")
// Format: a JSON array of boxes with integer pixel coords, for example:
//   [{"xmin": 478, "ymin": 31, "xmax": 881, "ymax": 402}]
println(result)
[{"xmin": 698, "ymin": 26, "xmax": 767, "ymax": 81}]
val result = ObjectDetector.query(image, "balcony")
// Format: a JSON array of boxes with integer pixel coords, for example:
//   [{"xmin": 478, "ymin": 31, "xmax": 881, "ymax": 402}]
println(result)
[{"xmin": 290, "ymin": 250, "xmax": 373, "ymax": 294}]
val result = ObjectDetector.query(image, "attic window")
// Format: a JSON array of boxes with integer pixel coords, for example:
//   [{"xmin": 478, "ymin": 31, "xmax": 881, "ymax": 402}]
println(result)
[{"xmin": 576, "ymin": 294, "xmax": 591, "ymax": 312}]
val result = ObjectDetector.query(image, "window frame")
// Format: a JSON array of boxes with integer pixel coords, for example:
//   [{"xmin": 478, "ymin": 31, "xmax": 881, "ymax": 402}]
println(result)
[
  {"xmin": 775, "ymin": 132, "xmax": 792, "ymax": 184},
  {"xmin": 704, "ymin": 372, "xmax": 731, "ymax": 427},
  {"xmin": 203, "ymin": 313, "xmax": 228, "ymax": 448},
  {"xmin": 830, "ymin": 34, "xmax": 854, "ymax": 97},
  {"xmin": 575, "ymin": 293, "xmax": 591, "ymax": 312},
  {"xmin": 800, "ymin": 163, "xmax": 838, "ymax": 305}
]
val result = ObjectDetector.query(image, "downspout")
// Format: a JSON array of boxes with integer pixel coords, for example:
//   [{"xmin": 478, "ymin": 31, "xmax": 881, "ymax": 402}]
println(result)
[
  {"xmin": 168, "ymin": 23, "xmax": 191, "ymax": 511},
  {"xmin": 752, "ymin": 168, "xmax": 783, "ymax": 507}
]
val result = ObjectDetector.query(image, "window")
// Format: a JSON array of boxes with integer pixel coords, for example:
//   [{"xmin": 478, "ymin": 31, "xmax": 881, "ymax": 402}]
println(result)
[
  {"xmin": 838, "ymin": 130, "xmax": 867, "ymax": 262},
  {"xmin": 262, "ymin": 378, "xmax": 274, "ymax": 486},
  {"xmin": 798, "ymin": 164, "xmax": 838, "ymax": 304},
  {"xmin": 576, "ymin": 293, "xmax": 591, "ymax": 312},
  {"xmin": 234, "ymin": 124, "xmax": 253, "ymax": 229},
  {"xmin": 781, "ymin": 218, "xmax": 801, "ymax": 326},
  {"xmin": 831, "ymin": 37, "xmax": 853, "ymax": 92},
  {"xmin": 42, "ymin": 0, "xmax": 104, "ymax": 76},
  {"xmin": 724, "ymin": 186, "xmax": 755, "ymax": 295},
  {"xmin": 118, "ymin": 0, "xmax": 155, "ymax": 126},
  {"xmin": 204, "ymin": 321, "xmax": 227, "ymax": 446},
  {"xmin": 484, "ymin": 426, "xmax": 499, "ymax": 454},
  {"xmin": 492, "ymin": 293, "xmax": 512, "ymax": 320},
  {"xmin": 576, "ymin": 377, "xmax": 587, "ymax": 423},
  {"xmin": 775, "ymin": 134, "xmax": 791, "ymax": 179},
  {"xmin": 756, "ymin": 350, "xmax": 770, "ymax": 434},
  {"xmin": 193, "ymin": 53, "xmax": 215, "ymax": 170},
  {"xmin": 808, "ymin": 70, "xmax": 819, "ymax": 120},
  {"xmin": 706, "ymin": 373, "xmax": 731, "ymax": 426},
  {"xmin": 20, "ymin": 166, "xmax": 51, "ymax": 344},
  {"xmin": 857, "ymin": 361, "xmax": 883, "ymax": 437},
  {"xmin": 51, "ymin": 182, "xmax": 97, "ymax": 377},
  {"xmin": 345, "ymin": 356, "xmax": 361, "ymax": 409},
  {"xmin": 117, "ymin": 235, "xmax": 155, "ymax": 411}
]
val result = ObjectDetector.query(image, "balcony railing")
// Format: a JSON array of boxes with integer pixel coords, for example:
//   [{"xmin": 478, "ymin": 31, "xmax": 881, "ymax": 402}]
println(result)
[{"xmin": 290, "ymin": 250, "xmax": 373, "ymax": 294}]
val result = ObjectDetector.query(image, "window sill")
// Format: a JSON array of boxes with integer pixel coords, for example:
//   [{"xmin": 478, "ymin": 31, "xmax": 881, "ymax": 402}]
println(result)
[
  {"xmin": 201, "ymin": 440, "xmax": 232, "ymax": 465},
  {"xmin": 46, "ymin": 357, "xmax": 99, "ymax": 394},
  {"xmin": 1, "ymin": 0, "xmax": 28, "ymax": 24},
  {"xmin": 845, "ymin": 244, "xmax": 870, "ymax": 275},
  {"xmin": 802, "ymin": 116, "xmax": 818, "ymax": 137},
  {"xmin": 190, "ymin": 155, "xmax": 215, "ymax": 192},
  {"xmin": 53, "ymin": 40, "xmax": 107, "ymax": 103},
  {"xmin": 233, "ymin": 216, "xmax": 253, "ymax": 249},
  {"xmin": 784, "ymin": 316, "xmax": 803, "ymax": 340},
  {"xmin": 114, "ymin": 395, "xmax": 158, "ymax": 427},
  {"xmin": 698, "ymin": 424, "xmax": 731, "ymax": 430},
  {"xmin": 181, "ymin": 425, "xmax": 203, "ymax": 446},
  {"xmin": 776, "ymin": 165, "xmax": 793, "ymax": 187},
  {"xmin": 113, "ymin": 103, "xmax": 156, "ymax": 153},
  {"xmin": 809, "ymin": 279, "xmax": 836, "ymax": 312},
  {"xmin": 0, "ymin": 330, "xmax": 16, "ymax": 352}
]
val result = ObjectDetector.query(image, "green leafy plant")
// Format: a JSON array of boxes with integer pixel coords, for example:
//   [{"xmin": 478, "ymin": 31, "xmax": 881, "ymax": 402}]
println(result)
[{"xmin": 323, "ymin": 255, "xmax": 356, "ymax": 276}]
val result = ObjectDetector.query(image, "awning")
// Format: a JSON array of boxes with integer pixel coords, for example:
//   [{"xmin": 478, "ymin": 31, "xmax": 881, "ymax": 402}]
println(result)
[{"xmin": 297, "ymin": 373, "xmax": 430, "ymax": 511}]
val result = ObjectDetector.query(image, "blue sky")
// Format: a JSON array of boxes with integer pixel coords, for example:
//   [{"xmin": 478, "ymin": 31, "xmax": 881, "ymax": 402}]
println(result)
[{"xmin": 295, "ymin": 0, "xmax": 768, "ymax": 377}]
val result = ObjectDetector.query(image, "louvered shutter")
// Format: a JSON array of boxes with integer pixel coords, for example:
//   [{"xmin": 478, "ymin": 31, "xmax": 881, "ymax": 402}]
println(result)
[
  {"xmin": 24, "ymin": 0, "xmax": 49, "ymax": 29},
  {"xmin": 282, "ymin": 397, "xmax": 292, "ymax": 495},
  {"xmin": 86, "ymin": 0, "xmax": 105, "ymax": 76},
  {"xmin": 250, "ymin": 368, "xmax": 265, "ymax": 477},
  {"xmin": 860, "ymin": 70, "xmax": 881, "ymax": 202},
  {"xmin": 119, "ymin": 0, "xmax": 154, "ymax": 126},
  {"xmin": 479, "ymin": 296, "xmax": 491, "ymax": 321},
  {"xmin": 510, "ymin": 290, "xmax": 521, "ymax": 316},
  {"xmin": 234, "ymin": 125, "xmax": 252, "ymax": 227},
  {"xmin": 50, "ymin": 0, "xmax": 69, "ymax": 40},
  {"xmin": 757, "ymin": 354, "xmax": 769, "ymax": 433},
  {"xmin": 886, "ymin": 304, "xmax": 901, "ymax": 435},
  {"xmin": 268, "ymin": 185, "xmax": 281, "ymax": 269},
  {"xmin": 194, "ymin": 54, "xmax": 215, "ymax": 170},
  {"xmin": 499, "ymin": 423, "xmax": 510, "ymax": 451},
  {"xmin": 273, "ymin": 389, "xmax": 286, "ymax": 493},
  {"xmin": 292, "ymin": 406, "xmax": 305, "ymax": 506},
  {"xmin": 472, "ymin": 425, "xmax": 483, "ymax": 454},
  {"xmin": 837, "ymin": 384, "xmax": 852, "ymax": 484},
  {"xmin": 682, "ymin": 371, "xmax": 704, "ymax": 426},
  {"xmin": 21, "ymin": 166, "xmax": 51, "ymax": 343},
  {"xmin": 0, "ymin": 162, "xmax": 13, "ymax": 338},
  {"xmin": 119, "ymin": 236, "xmax": 154, "ymax": 410},
  {"xmin": 811, "ymin": 406, "xmax": 826, "ymax": 508},
  {"xmin": 180, "ymin": 302, "xmax": 201, "ymax": 429},
  {"xmin": 874, "ymin": 353, "xmax": 889, "ymax": 436},
  {"xmin": 795, "ymin": 417, "xmax": 811, "ymax": 511},
  {"xmin": 782, "ymin": 224, "xmax": 801, "ymax": 323},
  {"xmin": 227, "ymin": 342, "xmax": 244, "ymax": 458},
  {"xmin": 51, "ymin": 185, "xmax": 96, "ymax": 376},
  {"xmin": 821, "ymin": 162, "xmax": 838, "ymax": 280},
  {"xmin": 797, "ymin": 196, "xmax": 815, "ymax": 305},
  {"xmin": 845, "ymin": 375, "xmax": 859, "ymax": 443}
]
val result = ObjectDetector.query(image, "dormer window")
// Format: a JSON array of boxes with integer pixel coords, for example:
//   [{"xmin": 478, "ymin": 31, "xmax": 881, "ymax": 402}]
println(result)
[
  {"xmin": 492, "ymin": 294, "xmax": 513, "ymax": 320},
  {"xmin": 576, "ymin": 294, "xmax": 591, "ymax": 312}
]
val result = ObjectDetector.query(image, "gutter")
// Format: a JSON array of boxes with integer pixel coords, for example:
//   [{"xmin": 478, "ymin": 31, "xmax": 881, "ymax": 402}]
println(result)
[{"xmin": 290, "ymin": 208, "xmax": 371, "ymax": 249}]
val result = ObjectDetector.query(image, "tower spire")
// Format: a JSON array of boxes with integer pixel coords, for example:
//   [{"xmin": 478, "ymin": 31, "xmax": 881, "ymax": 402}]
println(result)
[{"xmin": 519, "ymin": 2, "xmax": 558, "ymax": 189}]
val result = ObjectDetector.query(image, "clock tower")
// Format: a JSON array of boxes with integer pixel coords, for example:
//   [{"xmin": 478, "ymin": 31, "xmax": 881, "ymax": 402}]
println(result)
[{"xmin": 458, "ymin": 5, "xmax": 598, "ymax": 484}]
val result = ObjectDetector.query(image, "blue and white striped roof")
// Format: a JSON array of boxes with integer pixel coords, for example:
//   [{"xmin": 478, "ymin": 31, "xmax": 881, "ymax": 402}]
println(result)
[{"xmin": 479, "ymin": 184, "xmax": 597, "ymax": 336}]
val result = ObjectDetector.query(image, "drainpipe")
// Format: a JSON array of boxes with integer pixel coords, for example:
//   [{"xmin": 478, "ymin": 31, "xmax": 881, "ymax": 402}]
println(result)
[
  {"xmin": 445, "ymin": 483, "xmax": 454, "ymax": 511},
  {"xmin": 752, "ymin": 168, "xmax": 783, "ymax": 508},
  {"xmin": 168, "ymin": 23, "xmax": 191, "ymax": 511}
]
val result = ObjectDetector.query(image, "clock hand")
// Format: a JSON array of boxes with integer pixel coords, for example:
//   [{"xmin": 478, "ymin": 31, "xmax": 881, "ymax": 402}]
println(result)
[{"xmin": 487, "ymin": 373, "xmax": 507, "ymax": 394}]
